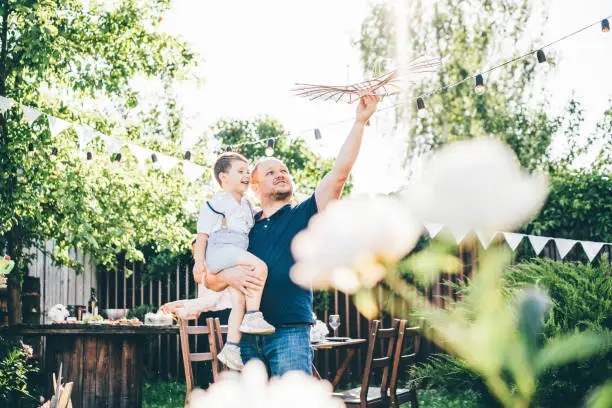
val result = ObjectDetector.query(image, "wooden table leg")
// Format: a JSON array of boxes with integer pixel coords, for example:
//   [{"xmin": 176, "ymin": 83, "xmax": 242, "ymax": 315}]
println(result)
[
  {"xmin": 311, "ymin": 363, "xmax": 322, "ymax": 380},
  {"xmin": 332, "ymin": 349, "xmax": 356, "ymax": 388}
]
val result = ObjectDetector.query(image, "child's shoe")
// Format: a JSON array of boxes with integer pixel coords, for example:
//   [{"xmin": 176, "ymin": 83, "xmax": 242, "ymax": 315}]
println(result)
[
  {"xmin": 217, "ymin": 344, "xmax": 244, "ymax": 371},
  {"xmin": 239, "ymin": 312, "xmax": 276, "ymax": 335}
]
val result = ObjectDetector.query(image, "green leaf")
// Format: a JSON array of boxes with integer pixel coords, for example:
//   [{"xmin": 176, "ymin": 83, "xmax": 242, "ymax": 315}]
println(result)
[{"xmin": 534, "ymin": 331, "xmax": 612, "ymax": 375}]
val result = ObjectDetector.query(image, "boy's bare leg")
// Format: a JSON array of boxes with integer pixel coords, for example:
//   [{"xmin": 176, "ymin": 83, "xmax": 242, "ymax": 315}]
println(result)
[
  {"xmin": 226, "ymin": 287, "xmax": 245, "ymax": 344},
  {"xmin": 234, "ymin": 252, "xmax": 275, "ymax": 335},
  {"xmin": 218, "ymin": 287, "xmax": 246, "ymax": 371},
  {"xmin": 235, "ymin": 252, "xmax": 268, "ymax": 312}
]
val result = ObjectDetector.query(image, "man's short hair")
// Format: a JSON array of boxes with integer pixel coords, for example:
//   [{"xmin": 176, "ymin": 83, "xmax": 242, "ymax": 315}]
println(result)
[{"xmin": 213, "ymin": 152, "xmax": 249, "ymax": 186}]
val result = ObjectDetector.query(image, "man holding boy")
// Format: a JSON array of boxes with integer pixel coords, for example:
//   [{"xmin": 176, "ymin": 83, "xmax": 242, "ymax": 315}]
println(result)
[{"xmin": 203, "ymin": 95, "xmax": 379, "ymax": 376}]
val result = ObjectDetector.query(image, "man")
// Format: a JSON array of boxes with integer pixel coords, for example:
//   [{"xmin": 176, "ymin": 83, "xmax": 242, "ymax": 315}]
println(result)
[{"xmin": 201, "ymin": 95, "xmax": 379, "ymax": 376}]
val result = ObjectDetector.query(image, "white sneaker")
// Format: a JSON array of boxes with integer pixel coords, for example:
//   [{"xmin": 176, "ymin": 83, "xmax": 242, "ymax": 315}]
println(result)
[
  {"xmin": 217, "ymin": 344, "xmax": 244, "ymax": 371},
  {"xmin": 239, "ymin": 312, "xmax": 276, "ymax": 335}
]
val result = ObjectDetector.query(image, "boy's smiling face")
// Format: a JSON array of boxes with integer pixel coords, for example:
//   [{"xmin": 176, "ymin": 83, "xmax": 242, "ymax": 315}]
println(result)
[{"xmin": 219, "ymin": 159, "xmax": 251, "ymax": 194}]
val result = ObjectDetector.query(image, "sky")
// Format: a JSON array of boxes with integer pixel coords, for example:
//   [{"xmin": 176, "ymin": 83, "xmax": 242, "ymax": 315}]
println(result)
[{"xmin": 159, "ymin": 0, "xmax": 612, "ymax": 195}]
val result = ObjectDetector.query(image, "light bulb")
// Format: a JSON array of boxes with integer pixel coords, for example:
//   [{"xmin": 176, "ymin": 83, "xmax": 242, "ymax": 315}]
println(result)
[
  {"xmin": 475, "ymin": 74, "xmax": 485, "ymax": 95},
  {"xmin": 416, "ymin": 97, "xmax": 427, "ymax": 118},
  {"xmin": 265, "ymin": 139, "xmax": 275, "ymax": 156}
]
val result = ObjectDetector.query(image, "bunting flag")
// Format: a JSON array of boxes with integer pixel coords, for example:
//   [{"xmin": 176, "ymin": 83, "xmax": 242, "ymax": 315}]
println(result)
[
  {"xmin": 581, "ymin": 241, "xmax": 604, "ymax": 262},
  {"xmin": 75, "ymin": 126, "xmax": 96, "ymax": 149},
  {"xmin": 449, "ymin": 227, "xmax": 469, "ymax": 245},
  {"xmin": 127, "ymin": 143, "xmax": 152, "ymax": 170},
  {"xmin": 103, "ymin": 136, "xmax": 126, "ymax": 154},
  {"xmin": 554, "ymin": 238, "xmax": 578, "ymax": 259},
  {"xmin": 503, "ymin": 232, "xmax": 524, "ymax": 251},
  {"xmin": 476, "ymin": 230, "xmax": 497, "ymax": 249},
  {"xmin": 0, "ymin": 96, "xmax": 15, "ymax": 113},
  {"xmin": 528, "ymin": 235, "xmax": 550, "ymax": 255},
  {"xmin": 47, "ymin": 116, "xmax": 71, "ymax": 137},
  {"xmin": 156, "ymin": 154, "xmax": 178, "ymax": 173},
  {"xmin": 183, "ymin": 160, "xmax": 206, "ymax": 183},
  {"xmin": 424, "ymin": 223, "xmax": 445, "ymax": 239},
  {"xmin": 21, "ymin": 105, "xmax": 43, "ymax": 125}
]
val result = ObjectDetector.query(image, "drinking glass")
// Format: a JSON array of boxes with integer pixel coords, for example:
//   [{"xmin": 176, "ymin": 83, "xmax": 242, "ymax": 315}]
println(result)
[{"xmin": 329, "ymin": 314, "xmax": 341, "ymax": 337}]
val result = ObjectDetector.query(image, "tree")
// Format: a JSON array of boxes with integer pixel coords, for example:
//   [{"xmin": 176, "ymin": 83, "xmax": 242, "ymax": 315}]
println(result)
[
  {"xmin": 358, "ymin": 0, "xmax": 559, "ymax": 170},
  {"xmin": 0, "ymin": 0, "xmax": 202, "ymax": 323}
]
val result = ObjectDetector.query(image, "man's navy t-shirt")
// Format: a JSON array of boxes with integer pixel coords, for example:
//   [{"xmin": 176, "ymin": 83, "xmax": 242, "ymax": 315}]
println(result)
[{"xmin": 248, "ymin": 194, "xmax": 318, "ymax": 326}]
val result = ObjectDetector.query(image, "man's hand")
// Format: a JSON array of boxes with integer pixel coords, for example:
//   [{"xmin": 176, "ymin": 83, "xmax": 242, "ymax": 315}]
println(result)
[
  {"xmin": 217, "ymin": 266, "xmax": 265, "ymax": 297},
  {"xmin": 193, "ymin": 261, "xmax": 208, "ymax": 284},
  {"xmin": 355, "ymin": 94, "xmax": 380, "ymax": 125}
]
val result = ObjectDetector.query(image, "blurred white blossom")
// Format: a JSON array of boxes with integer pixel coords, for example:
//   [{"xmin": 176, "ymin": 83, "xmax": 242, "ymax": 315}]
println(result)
[
  {"xmin": 188, "ymin": 360, "xmax": 344, "ymax": 408},
  {"xmin": 401, "ymin": 138, "xmax": 548, "ymax": 233},
  {"xmin": 290, "ymin": 197, "xmax": 422, "ymax": 293}
]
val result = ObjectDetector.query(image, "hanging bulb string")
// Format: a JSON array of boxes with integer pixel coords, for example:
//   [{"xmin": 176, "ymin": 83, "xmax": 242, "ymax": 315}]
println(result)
[{"xmin": 220, "ymin": 13, "xmax": 611, "ymax": 151}]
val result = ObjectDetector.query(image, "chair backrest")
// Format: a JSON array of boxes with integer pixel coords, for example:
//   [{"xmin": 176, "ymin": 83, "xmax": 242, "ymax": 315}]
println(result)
[
  {"xmin": 359, "ymin": 319, "xmax": 400, "ymax": 401},
  {"xmin": 389, "ymin": 319, "xmax": 422, "ymax": 396},
  {"xmin": 179, "ymin": 317, "xmax": 228, "ymax": 396}
]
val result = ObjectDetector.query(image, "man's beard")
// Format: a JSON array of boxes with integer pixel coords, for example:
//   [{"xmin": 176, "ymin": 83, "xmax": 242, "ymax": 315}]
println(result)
[
  {"xmin": 271, "ymin": 183, "xmax": 293, "ymax": 201},
  {"xmin": 272, "ymin": 189, "xmax": 292, "ymax": 201}
]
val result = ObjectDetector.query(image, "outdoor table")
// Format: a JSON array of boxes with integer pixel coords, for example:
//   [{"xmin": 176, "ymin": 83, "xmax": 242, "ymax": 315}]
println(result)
[
  {"xmin": 2, "ymin": 323, "xmax": 179, "ymax": 408},
  {"xmin": 311, "ymin": 338, "xmax": 367, "ymax": 389}
]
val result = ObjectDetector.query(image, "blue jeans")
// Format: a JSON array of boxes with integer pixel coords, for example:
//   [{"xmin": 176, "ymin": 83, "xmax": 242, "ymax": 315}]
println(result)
[{"xmin": 240, "ymin": 325, "xmax": 313, "ymax": 377}]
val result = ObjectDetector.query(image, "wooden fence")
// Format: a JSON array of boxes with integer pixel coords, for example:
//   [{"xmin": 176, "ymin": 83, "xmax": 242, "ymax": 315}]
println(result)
[
  {"xmin": 26, "ymin": 238, "xmax": 611, "ymax": 386},
  {"xmin": 26, "ymin": 242, "xmax": 97, "ymax": 324}
]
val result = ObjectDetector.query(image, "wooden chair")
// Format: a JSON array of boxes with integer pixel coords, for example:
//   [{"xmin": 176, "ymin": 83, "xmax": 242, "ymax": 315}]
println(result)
[
  {"xmin": 389, "ymin": 319, "xmax": 422, "ymax": 408},
  {"xmin": 179, "ymin": 317, "xmax": 228, "ymax": 407},
  {"xmin": 332, "ymin": 319, "xmax": 400, "ymax": 408}
]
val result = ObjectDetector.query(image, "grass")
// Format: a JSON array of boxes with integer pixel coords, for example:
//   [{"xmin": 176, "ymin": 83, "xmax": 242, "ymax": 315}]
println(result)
[{"xmin": 143, "ymin": 380, "xmax": 484, "ymax": 408}]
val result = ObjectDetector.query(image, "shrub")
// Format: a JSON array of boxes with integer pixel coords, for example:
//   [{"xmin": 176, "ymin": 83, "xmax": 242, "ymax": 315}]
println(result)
[
  {"xmin": 413, "ymin": 259, "xmax": 612, "ymax": 407},
  {"xmin": 0, "ymin": 337, "xmax": 40, "ymax": 404}
]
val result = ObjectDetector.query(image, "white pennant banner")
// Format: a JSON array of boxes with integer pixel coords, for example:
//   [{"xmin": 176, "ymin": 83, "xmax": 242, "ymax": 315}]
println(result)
[
  {"xmin": 183, "ymin": 161, "xmax": 206, "ymax": 183},
  {"xmin": 449, "ymin": 227, "xmax": 469, "ymax": 245},
  {"xmin": 0, "ymin": 96, "xmax": 15, "ymax": 113},
  {"xmin": 103, "ymin": 136, "xmax": 126, "ymax": 154},
  {"xmin": 156, "ymin": 153, "xmax": 178, "ymax": 173},
  {"xmin": 581, "ymin": 241, "xmax": 604, "ymax": 262},
  {"xmin": 21, "ymin": 105, "xmax": 43, "ymax": 125},
  {"xmin": 75, "ymin": 126, "xmax": 96, "ymax": 148},
  {"xmin": 476, "ymin": 230, "xmax": 498, "ymax": 249},
  {"xmin": 503, "ymin": 232, "xmax": 525, "ymax": 251},
  {"xmin": 47, "ymin": 116, "xmax": 71, "ymax": 137},
  {"xmin": 424, "ymin": 223, "xmax": 445, "ymax": 239},
  {"xmin": 127, "ymin": 143, "xmax": 152, "ymax": 168},
  {"xmin": 528, "ymin": 235, "xmax": 550, "ymax": 255},
  {"xmin": 554, "ymin": 238, "xmax": 578, "ymax": 259}
]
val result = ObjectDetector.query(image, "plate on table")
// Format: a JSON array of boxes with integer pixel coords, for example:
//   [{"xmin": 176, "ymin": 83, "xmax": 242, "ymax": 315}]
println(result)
[{"xmin": 326, "ymin": 337, "xmax": 352, "ymax": 342}]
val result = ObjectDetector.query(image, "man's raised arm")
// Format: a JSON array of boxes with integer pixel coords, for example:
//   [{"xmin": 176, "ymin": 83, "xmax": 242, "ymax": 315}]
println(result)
[{"xmin": 315, "ymin": 95, "xmax": 379, "ymax": 211}]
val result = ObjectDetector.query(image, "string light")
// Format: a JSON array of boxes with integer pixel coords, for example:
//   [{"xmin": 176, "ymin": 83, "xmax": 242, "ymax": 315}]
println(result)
[
  {"xmin": 474, "ymin": 74, "xmax": 485, "ymax": 95},
  {"xmin": 51, "ymin": 147, "xmax": 58, "ymax": 156},
  {"xmin": 416, "ymin": 97, "xmax": 427, "ymax": 118},
  {"xmin": 151, "ymin": 153, "xmax": 158, "ymax": 163},
  {"xmin": 536, "ymin": 49, "xmax": 547, "ymax": 63},
  {"xmin": 265, "ymin": 139, "xmax": 275, "ymax": 156},
  {"xmin": 5, "ymin": 12, "xmax": 609, "ymax": 179}
]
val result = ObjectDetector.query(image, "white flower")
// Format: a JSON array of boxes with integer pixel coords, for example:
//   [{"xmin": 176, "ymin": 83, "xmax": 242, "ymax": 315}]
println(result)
[
  {"xmin": 401, "ymin": 138, "xmax": 548, "ymax": 233},
  {"xmin": 188, "ymin": 360, "xmax": 344, "ymax": 408},
  {"xmin": 22, "ymin": 343, "xmax": 33, "ymax": 358},
  {"xmin": 290, "ymin": 197, "xmax": 422, "ymax": 293}
]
